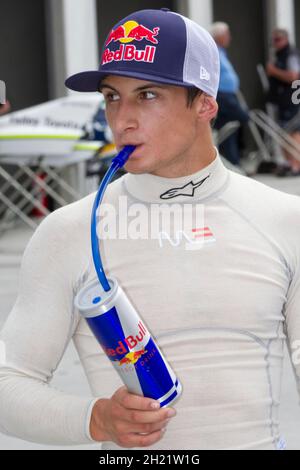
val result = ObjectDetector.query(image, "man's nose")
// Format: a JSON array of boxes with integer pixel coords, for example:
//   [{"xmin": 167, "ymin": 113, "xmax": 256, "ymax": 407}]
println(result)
[{"xmin": 115, "ymin": 101, "xmax": 139, "ymax": 133}]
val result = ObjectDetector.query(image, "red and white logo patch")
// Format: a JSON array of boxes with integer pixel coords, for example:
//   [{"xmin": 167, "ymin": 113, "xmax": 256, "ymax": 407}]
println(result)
[
  {"xmin": 191, "ymin": 227, "xmax": 215, "ymax": 243},
  {"xmin": 158, "ymin": 226, "xmax": 216, "ymax": 250}
]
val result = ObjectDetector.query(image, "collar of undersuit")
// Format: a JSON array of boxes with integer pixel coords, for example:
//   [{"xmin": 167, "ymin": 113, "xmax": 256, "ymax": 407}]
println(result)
[{"xmin": 124, "ymin": 148, "xmax": 229, "ymax": 203}]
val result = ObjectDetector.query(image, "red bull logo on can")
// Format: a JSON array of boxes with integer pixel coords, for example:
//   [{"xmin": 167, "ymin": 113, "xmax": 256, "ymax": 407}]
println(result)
[
  {"xmin": 119, "ymin": 349, "xmax": 148, "ymax": 366},
  {"xmin": 102, "ymin": 20, "xmax": 160, "ymax": 65},
  {"xmin": 104, "ymin": 321, "xmax": 148, "ymax": 360}
]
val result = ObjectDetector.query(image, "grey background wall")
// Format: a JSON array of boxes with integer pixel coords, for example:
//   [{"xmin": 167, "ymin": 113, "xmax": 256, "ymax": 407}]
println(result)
[{"xmin": 0, "ymin": 0, "xmax": 49, "ymax": 112}]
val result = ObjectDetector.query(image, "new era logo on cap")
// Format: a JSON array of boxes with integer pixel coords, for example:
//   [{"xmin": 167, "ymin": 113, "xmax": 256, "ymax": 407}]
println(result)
[{"xmin": 200, "ymin": 66, "xmax": 210, "ymax": 81}]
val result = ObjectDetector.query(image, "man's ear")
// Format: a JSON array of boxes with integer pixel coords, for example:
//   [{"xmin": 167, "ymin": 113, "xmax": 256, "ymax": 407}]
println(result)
[{"xmin": 196, "ymin": 95, "xmax": 218, "ymax": 122}]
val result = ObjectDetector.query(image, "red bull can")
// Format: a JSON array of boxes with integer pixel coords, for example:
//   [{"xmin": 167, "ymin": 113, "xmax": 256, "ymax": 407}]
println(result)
[{"xmin": 74, "ymin": 277, "xmax": 182, "ymax": 407}]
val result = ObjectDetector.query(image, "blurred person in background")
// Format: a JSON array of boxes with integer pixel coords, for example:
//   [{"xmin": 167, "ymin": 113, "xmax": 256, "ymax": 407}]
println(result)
[
  {"xmin": 210, "ymin": 22, "xmax": 249, "ymax": 167},
  {"xmin": 266, "ymin": 28, "xmax": 300, "ymax": 176},
  {"xmin": 0, "ymin": 100, "xmax": 11, "ymax": 116}
]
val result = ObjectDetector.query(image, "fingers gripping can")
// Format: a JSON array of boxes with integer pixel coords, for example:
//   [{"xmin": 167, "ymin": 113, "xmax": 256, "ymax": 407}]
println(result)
[{"xmin": 74, "ymin": 277, "xmax": 182, "ymax": 408}]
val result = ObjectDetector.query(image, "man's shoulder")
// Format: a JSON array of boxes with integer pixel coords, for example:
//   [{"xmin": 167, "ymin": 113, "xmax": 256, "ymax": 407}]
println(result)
[
  {"xmin": 224, "ymin": 171, "xmax": 300, "ymax": 263},
  {"xmin": 44, "ymin": 191, "xmax": 95, "ymax": 235},
  {"xmin": 225, "ymin": 171, "xmax": 300, "ymax": 236},
  {"xmin": 24, "ymin": 174, "xmax": 126, "ymax": 272},
  {"xmin": 47, "ymin": 173, "xmax": 126, "ymax": 226},
  {"xmin": 228, "ymin": 170, "xmax": 300, "ymax": 209}
]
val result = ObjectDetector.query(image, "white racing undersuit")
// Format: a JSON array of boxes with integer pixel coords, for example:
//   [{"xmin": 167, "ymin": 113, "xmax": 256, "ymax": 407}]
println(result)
[{"xmin": 0, "ymin": 151, "xmax": 300, "ymax": 450}]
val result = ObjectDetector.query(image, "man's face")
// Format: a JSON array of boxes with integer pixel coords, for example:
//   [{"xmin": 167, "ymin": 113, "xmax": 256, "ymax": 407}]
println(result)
[
  {"xmin": 221, "ymin": 30, "xmax": 231, "ymax": 48},
  {"xmin": 215, "ymin": 30, "xmax": 231, "ymax": 49},
  {"xmin": 272, "ymin": 33, "xmax": 288, "ymax": 51},
  {"xmin": 100, "ymin": 76, "xmax": 206, "ymax": 175}
]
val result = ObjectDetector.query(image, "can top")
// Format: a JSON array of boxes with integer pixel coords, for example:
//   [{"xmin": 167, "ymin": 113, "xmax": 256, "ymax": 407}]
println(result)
[{"xmin": 74, "ymin": 276, "xmax": 118, "ymax": 318}]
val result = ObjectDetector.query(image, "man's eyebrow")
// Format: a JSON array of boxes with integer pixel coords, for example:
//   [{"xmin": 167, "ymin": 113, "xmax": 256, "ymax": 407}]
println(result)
[
  {"xmin": 99, "ymin": 84, "xmax": 118, "ymax": 92},
  {"xmin": 99, "ymin": 82, "xmax": 167, "ymax": 93},
  {"xmin": 134, "ymin": 83, "xmax": 167, "ymax": 91}
]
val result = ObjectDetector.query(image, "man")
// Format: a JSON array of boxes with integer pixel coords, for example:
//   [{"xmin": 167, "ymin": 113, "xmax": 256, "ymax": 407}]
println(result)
[
  {"xmin": 0, "ymin": 100, "xmax": 10, "ymax": 116},
  {"xmin": 266, "ymin": 28, "xmax": 300, "ymax": 175},
  {"xmin": 210, "ymin": 22, "xmax": 249, "ymax": 166},
  {"xmin": 0, "ymin": 8, "xmax": 300, "ymax": 450},
  {"xmin": 267, "ymin": 28, "xmax": 300, "ymax": 126}
]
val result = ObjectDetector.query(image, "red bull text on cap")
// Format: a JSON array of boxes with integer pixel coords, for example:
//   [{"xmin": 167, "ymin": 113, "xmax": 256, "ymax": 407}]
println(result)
[{"xmin": 65, "ymin": 8, "xmax": 220, "ymax": 98}]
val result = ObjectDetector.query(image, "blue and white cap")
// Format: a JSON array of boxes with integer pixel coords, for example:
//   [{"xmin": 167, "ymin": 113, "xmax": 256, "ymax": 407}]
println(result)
[{"xmin": 65, "ymin": 8, "xmax": 220, "ymax": 98}]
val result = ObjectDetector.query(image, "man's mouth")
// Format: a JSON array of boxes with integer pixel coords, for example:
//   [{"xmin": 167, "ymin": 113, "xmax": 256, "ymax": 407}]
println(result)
[{"xmin": 120, "ymin": 143, "xmax": 143, "ymax": 157}]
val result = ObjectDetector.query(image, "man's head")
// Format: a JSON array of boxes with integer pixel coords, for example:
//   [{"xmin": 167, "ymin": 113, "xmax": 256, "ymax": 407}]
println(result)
[
  {"xmin": 65, "ymin": 9, "xmax": 220, "ymax": 176},
  {"xmin": 98, "ymin": 75, "xmax": 217, "ymax": 176},
  {"xmin": 210, "ymin": 22, "xmax": 231, "ymax": 48},
  {"xmin": 272, "ymin": 28, "xmax": 289, "ymax": 51}
]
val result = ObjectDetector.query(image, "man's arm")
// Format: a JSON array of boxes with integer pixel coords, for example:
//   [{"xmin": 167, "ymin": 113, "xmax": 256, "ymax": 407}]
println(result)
[
  {"xmin": 283, "ymin": 204, "xmax": 300, "ymax": 403},
  {"xmin": 266, "ymin": 63, "xmax": 299, "ymax": 84},
  {"xmin": 0, "ymin": 206, "xmax": 175, "ymax": 447},
  {"xmin": 0, "ymin": 210, "xmax": 98, "ymax": 445},
  {"xmin": 284, "ymin": 265, "xmax": 300, "ymax": 402}
]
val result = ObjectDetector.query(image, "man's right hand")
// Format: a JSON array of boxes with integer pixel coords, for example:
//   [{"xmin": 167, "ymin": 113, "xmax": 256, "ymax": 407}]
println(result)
[{"xmin": 90, "ymin": 385, "xmax": 177, "ymax": 448}]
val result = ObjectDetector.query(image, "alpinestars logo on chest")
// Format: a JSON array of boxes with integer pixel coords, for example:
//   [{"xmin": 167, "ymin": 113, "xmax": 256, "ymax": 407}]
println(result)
[{"xmin": 160, "ymin": 174, "xmax": 210, "ymax": 200}]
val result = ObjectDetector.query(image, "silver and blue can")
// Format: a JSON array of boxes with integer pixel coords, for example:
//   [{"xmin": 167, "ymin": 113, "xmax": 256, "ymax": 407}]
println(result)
[{"xmin": 74, "ymin": 277, "xmax": 182, "ymax": 408}]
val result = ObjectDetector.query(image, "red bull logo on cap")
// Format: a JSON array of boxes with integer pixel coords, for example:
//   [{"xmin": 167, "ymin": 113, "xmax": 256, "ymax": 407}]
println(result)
[
  {"xmin": 102, "ymin": 20, "xmax": 160, "ymax": 65},
  {"xmin": 105, "ymin": 21, "xmax": 160, "ymax": 46}
]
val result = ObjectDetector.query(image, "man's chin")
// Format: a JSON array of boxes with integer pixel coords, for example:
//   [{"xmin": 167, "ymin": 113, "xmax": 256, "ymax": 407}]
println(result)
[{"xmin": 124, "ymin": 159, "xmax": 155, "ymax": 175}]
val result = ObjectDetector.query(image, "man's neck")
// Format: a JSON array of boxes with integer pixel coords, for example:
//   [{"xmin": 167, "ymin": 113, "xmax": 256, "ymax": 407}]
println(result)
[
  {"xmin": 150, "ymin": 134, "xmax": 216, "ymax": 178},
  {"xmin": 124, "ymin": 147, "xmax": 229, "ymax": 204}
]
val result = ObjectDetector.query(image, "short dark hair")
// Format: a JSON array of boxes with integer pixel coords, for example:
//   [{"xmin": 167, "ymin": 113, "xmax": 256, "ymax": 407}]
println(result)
[{"xmin": 186, "ymin": 87, "xmax": 203, "ymax": 107}]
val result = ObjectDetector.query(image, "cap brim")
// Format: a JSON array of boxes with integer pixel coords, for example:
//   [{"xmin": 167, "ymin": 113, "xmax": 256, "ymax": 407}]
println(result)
[
  {"xmin": 65, "ymin": 71, "xmax": 104, "ymax": 92},
  {"xmin": 65, "ymin": 69, "xmax": 194, "ymax": 92}
]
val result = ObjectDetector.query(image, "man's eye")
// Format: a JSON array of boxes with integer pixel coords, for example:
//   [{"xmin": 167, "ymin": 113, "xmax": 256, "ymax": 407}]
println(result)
[
  {"xmin": 105, "ymin": 93, "xmax": 120, "ymax": 102},
  {"xmin": 141, "ymin": 91, "xmax": 156, "ymax": 100}
]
